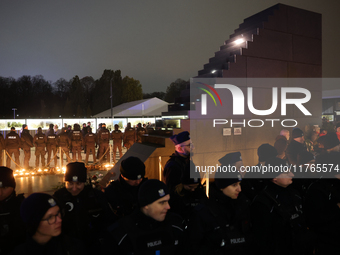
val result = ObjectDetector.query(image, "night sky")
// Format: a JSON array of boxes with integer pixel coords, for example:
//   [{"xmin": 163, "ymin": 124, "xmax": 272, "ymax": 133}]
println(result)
[{"xmin": 1, "ymin": 0, "xmax": 339, "ymax": 93}]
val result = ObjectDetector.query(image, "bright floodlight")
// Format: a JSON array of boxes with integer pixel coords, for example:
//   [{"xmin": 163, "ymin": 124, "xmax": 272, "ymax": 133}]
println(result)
[
  {"xmin": 234, "ymin": 38, "xmax": 245, "ymax": 45},
  {"xmin": 211, "ymin": 70, "xmax": 217, "ymax": 73}
]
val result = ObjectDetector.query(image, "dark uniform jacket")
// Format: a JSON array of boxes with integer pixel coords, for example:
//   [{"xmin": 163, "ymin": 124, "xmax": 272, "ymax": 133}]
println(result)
[
  {"xmin": 111, "ymin": 130, "xmax": 123, "ymax": 143},
  {"xmin": 20, "ymin": 130, "xmax": 33, "ymax": 149},
  {"xmin": 5, "ymin": 131, "xmax": 21, "ymax": 149},
  {"xmin": 33, "ymin": 132, "xmax": 47, "ymax": 148},
  {"xmin": 188, "ymin": 183, "xmax": 253, "ymax": 255},
  {"xmin": 57, "ymin": 133, "xmax": 71, "ymax": 148},
  {"xmin": 286, "ymin": 140, "xmax": 307, "ymax": 166},
  {"xmin": 169, "ymin": 185, "xmax": 207, "ymax": 222},
  {"xmin": 163, "ymin": 152, "xmax": 190, "ymax": 191},
  {"xmin": 53, "ymin": 185, "xmax": 113, "ymax": 250},
  {"xmin": 84, "ymin": 132, "xmax": 97, "ymax": 146},
  {"xmin": 70, "ymin": 130, "xmax": 83, "ymax": 148},
  {"xmin": 46, "ymin": 129, "xmax": 58, "ymax": 147},
  {"xmin": 106, "ymin": 209, "xmax": 185, "ymax": 255},
  {"xmin": 9, "ymin": 234, "xmax": 87, "ymax": 255},
  {"xmin": 104, "ymin": 176, "xmax": 148, "ymax": 220},
  {"xmin": 0, "ymin": 192, "xmax": 25, "ymax": 255},
  {"xmin": 251, "ymin": 182, "xmax": 315, "ymax": 255},
  {"xmin": 305, "ymin": 178, "xmax": 340, "ymax": 254},
  {"xmin": 97, "ymin": 128, "xmax": 110, "ymax": 145}
]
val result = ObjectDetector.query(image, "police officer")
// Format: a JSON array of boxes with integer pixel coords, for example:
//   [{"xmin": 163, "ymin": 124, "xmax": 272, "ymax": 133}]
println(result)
[
  {"xmin": 123, "ymin": 122, "xmax": 136, "ymax": 150},
  {"xmin": 70, "ymin": 124, "xmax": 83, "ymax": 162},
  {"xmin": 0, "ymin": 132, "xmax": 5, "ymax": 166},
  {"xmin": 5, "ymin": 127, "xmax": 21, "ymax": 169},
  {"xmin": 188, "ymin": 152, "xmax": 253, "ymax": 255},
  {"xmin": 57, "ymin": 127, "xmax": 71, "ymax": 166},
  {"xmin": 20, "ymin": 124, "xmax": 34, "ymax": 169},
  {"xmin": 241, "ymin": 143, "xmax": 278, "ymax": 201},
  {"xmin": 11, "ymin": 192, "xmax": 86, "ymax": 255},
  {"xmin": 163, "ymin": 131, "xmax": 192, "ymax": 191},
  {"xmin": 304, "ymin": 151, "xmax": 340, "ymax": 254},
  {"xmin": 0, "ymin": 167, "xmax": 26, "ymax": 255},
  {"xmin": 106, "ymin": 179, "xmax": 185, "ymax": 255},
  {"xmin": 53, "ymin": 162, "xmax": 113, "ymax": 252},
  {"xmin": 104, "ymin": 156, "xmax": 148, "ymax": 220},
  {"xmin": 97, "ymin": 123, "xmax": 110, "ymax": 163},
  {"xmin": 135, "ymin": 123, "xmax": 146, "ymax": 143},
  {"xmin": 251, "ymin": 157, "xmax": 315, "ymax": 255},
  {"xmin": 46, "ymin": 124, "xmax": 58, "ymax": 167},
  {"xmin": 33, "ymin": 127, "xmax": 47, "ymax": 169},
  {"xmin": 169, "ymin": 160, "xmax": 207, "ymax": 222},
  {"xmin": 111, "ymin": 124, "xmax": 123, "ymax": 163},
  {"xmin": 84, "ymin": 126, "xmax": 97, "ymax": 165}
]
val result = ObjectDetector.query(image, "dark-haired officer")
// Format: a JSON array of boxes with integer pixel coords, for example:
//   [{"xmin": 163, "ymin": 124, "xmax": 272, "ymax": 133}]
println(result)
[
  {"xmin": 104, "ymin": 156, "xmax": 148, "ymax": 220},
  {"xmin": 163, "ymin": 131, "xmax": 192, "ymax": 191},
  {"xmin": 0, "ymin": 167, "xmax": 26, "ymax": 255},
  {"xmin": 11, "ymin": 192, "xmax": 86, "ymax": 255},
  {"xmin": 106, "ymin": 179, "xmax": 185, "ymax": 255},
  {"xmin": 188, "ymin": 152, "xmax": 253, "ymax": 255},
  {"xmin": 53, "ymin": 162, "xmax": 113, "ymax": 252}
]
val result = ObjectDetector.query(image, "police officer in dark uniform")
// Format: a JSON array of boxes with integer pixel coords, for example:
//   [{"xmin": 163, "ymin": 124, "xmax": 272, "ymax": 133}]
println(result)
[
  {"xmin": 241, "ymin": 143, "xmax": 278, "ymax": 201},
  {"xmin": 46, "ymin": 124, "xmax": 58, "ymax": 167},
  {"xmin": 135, "ymin": 123, "xmax": 146, "ymax": 143},
  {"xmin": 164, "ymin": 131, "xmax": 192, "ymax": 191},
  {"xmin": 0, "ymin": 167, "xmax": 26, "ymax": 255},
  {"xmin": 169, "ymin": 160, "xmax": 207, "ymax": 222},
  {"xmin": 11, "ymin": 192, "xmax": 86, "ymax": 255},
  {"xmin": 53, "ymin": 162, "xmax": 113, "ymax": 252},
  {"xmin": 84, "ymin": 126, "xmax": 97, "ymax": 165},
  {"xmin": 97, "ymin": 123, "xmax": 110, "ymax": 163},
  {"xmin": 104, "ymin": 156, "xmax": 148, "ymax": 220},
  {"xmin": 111, "ymin": 124, "xmax": 123, "ymax": 163},
  {"xmin": 251, "ymin": 157, "xmax": 315, "ymax": 255},
  {"xmin": 106, "ymin": 179, "xmax": 185, "ymax": 255},
  {"xmin": 70, "ymin": 124, "xmax": 83, "ymax": 162},
  {"xmin": 0, "ymin": 132, "xmax": 5, "ymax": 166},
  {"xmin": 33, "ymin": 127, "xmax": 47, "ymax": 169},
  {"xmin": 305, "ymin": 151, "xmax": 340, "ymax": 254},
  {"xmin": 20, "ymin": 124, "xmax": 33, "ymax": 169},
  {"xmin": 188, "ymin": 152, "xmax": 253, "ymax": 255},
  {"xmin": 57, "ymin": 128, "xmax": 71, "ymax": 166},
  {"xmin": 123, "ymin": 122, "xmax": 136, "ymax": 150},
  {"xmin": 5, "ymin": 127, "xmax": 21, "ymax": 169}
]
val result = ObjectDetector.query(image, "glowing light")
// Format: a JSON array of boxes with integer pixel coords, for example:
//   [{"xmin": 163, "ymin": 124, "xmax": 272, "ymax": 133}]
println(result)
[
  {"xmin": 211, "ymin": 70, "xmax": 216, "ymax": 74},
  {"xmin": 38, "ymin": 169, "xmax": 42, "ymax": 172},
  {"xmin": 44, "ymin": 169, "xmax": 48, "ymax": 172},
  {"xmin": 234, "ymin": 38, "xmax": 245, "ymax": 45},
  {"xmin": 14, "ymin": 174, "xmax": 18, "ymax": 177},
  {"xmin": 25, "ymin": 173, "xmax": 29, "ymax": 175}
]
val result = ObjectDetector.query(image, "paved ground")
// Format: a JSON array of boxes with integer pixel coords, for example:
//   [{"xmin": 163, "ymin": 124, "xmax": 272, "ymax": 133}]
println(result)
[{"xmin": 2, "ymin": 144, "xmax": 127, "ymax": 196}]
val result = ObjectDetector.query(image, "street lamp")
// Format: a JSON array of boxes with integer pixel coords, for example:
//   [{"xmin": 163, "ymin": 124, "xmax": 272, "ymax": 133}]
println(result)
[{"xmin": 12, "ymin": 108, "xmax": 17, "ymax": 119}]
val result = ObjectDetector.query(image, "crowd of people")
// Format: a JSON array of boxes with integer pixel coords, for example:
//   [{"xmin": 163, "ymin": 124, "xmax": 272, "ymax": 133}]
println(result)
[
  {"xmin": 1, "ymin": 124, "xmax": 340, "ymax": 254},
  {"xmin": 0, "ymin": 122, "xmax": 151, "ymax": 169}
]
